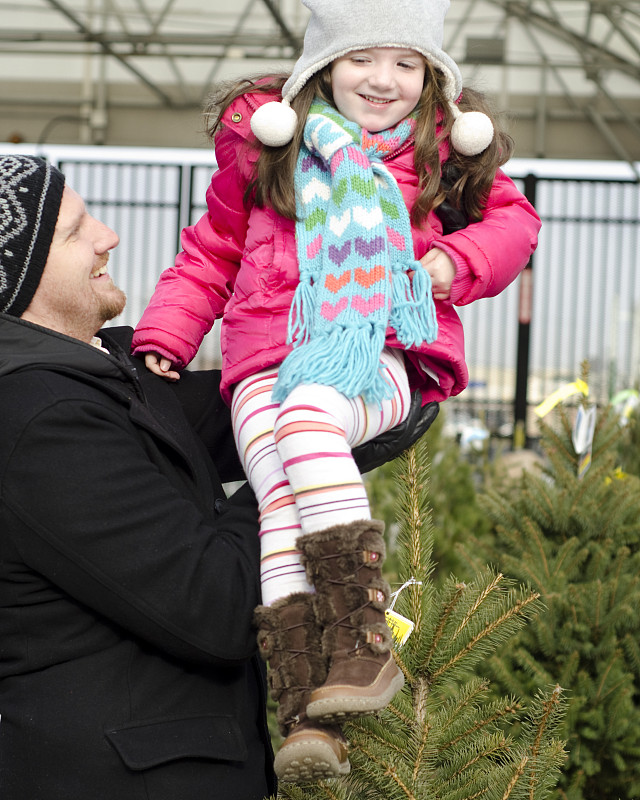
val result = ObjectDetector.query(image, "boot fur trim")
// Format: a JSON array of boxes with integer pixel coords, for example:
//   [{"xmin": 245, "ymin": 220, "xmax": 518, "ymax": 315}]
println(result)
[
  {"xmin": 297, "ymin": 520, "xmax": 386, "ymax": 585},
  {"xmin": 313, "ymin": 576, "xmax": 390, "ymax": 621},
  {"xmin": 316, "ymin": 602, "xmax": 394, "ymax": 657},
  {"xmin": 253, "ymin": 592, "xmax": 317, "ymax": 662},
  {"xmin": 253, "ymin": 592, "xmax": 327, "ymax": 736}
]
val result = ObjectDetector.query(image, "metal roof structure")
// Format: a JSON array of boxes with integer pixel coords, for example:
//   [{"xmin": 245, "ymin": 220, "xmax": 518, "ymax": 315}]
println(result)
[{"xmin": 1, "ymin": 1, "xmax": 639, "ymax": 164}]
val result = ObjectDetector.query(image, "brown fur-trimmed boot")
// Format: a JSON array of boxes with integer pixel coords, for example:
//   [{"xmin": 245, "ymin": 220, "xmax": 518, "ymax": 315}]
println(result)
[
  {"xmin": 253, "ymin": 592, "xmax": 350, "ymax": 782},
  {"xmin": 297, "ymin": 520, "xmax": 405, "ymax": 725}
]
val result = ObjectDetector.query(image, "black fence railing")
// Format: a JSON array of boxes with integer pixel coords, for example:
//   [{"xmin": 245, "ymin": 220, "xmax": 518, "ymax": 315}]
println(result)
[
  {"xmin": 4, "ymin": 145, "xmax": 636, "ymax": 440},
  {"xmin": 454, "ymin": 171, "xmax": 640, "ymax": 440}
]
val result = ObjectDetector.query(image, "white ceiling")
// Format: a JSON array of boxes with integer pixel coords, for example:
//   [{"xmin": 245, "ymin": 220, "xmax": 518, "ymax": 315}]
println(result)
[{"xmin": 1, "ymin": 1, "xmax": 639, "ymax": 161}]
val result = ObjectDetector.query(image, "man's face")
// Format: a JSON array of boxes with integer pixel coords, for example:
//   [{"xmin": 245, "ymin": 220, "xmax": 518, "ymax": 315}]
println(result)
[{"xmin": 22, "ymin": 186, "xmax": 125, "ymax": 341}]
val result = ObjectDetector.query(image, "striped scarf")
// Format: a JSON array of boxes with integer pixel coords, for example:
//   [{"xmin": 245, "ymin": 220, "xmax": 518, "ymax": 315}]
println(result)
[{"xmin": 272, "ymin": 98, "xmax": 438, "ymax": 405}]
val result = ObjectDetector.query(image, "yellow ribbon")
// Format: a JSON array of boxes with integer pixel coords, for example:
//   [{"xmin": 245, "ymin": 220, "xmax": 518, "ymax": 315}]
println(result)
[{"xmin": 534, "ymin": 379, "xmax": 589, "ymax": 418}]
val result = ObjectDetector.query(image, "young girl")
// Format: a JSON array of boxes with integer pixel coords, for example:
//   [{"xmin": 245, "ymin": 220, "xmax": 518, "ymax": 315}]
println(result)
[{"xmin": 133, "ymin": 0, "xmax": 541, "ymax": 783}]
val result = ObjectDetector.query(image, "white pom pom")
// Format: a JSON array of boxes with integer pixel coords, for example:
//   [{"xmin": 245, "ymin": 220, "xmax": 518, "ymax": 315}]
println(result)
[
  {"xmin": 249, "ymin": 101, "xmax": 298, "ymax": 147},
  {"xmin": 450, "ymin": 111, "xmax": 494, "ymax": 156}
]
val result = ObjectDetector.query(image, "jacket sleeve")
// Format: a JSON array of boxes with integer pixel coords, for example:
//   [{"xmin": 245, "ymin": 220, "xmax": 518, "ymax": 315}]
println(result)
[
  {"xmin": 167, "ymin": 365, "xmax": 246, "ymax": 483},
  {"xmin": 432, "ymin": 168, "xmax": 541, "ymax": 306},
  {"xmin": 2, "ymin": 386, "xmax": 261, "ymax": 666},
  {"xmin": 132, "ymin": 124, "xmax": 256, "ymax": 368}
]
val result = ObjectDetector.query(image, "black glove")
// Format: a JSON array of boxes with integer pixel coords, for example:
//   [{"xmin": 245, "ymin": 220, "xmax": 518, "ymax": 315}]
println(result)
[
  {"xmin": 436, "ymin": 164, "xmax": 469, "ymax": 235},
  {"xmin": 352, "ymin": 393, "xmax": 439, "ymax": 474},
  {"xmin": 436, "ymin": 199, "xmax": 468, "ymax": 234}
]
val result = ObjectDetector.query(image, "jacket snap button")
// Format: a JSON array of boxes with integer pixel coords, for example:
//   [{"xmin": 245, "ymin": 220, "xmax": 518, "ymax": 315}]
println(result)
[{"xmin": 231, "ymin": 112, "xmax": 242, "ymax": 123}]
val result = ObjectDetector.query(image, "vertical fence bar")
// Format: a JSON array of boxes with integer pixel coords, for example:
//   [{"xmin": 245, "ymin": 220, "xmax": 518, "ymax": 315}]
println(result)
[{"xmin": 513, "ymin": 173, "xmax": 537, "ymax": 448}]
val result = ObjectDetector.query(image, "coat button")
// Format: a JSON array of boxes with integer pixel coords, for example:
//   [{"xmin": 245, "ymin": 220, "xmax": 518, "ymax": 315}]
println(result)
[
  {"xmin": 214, "ymin": 498, "xmax": 225, "ymax": 514},
  {"xmin": 231, "ymin": 112, "xmax": 242, "ymax": 123}
]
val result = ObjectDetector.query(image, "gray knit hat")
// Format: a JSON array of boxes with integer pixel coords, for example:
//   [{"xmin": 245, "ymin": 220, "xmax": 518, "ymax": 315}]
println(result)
[
  {"xmin": 0, "ymin": 155, "xmax": 65, "ymax": 317},
  {"xmin": 250, "ymin": 0, "xmax": 494, "ymax": 155}
]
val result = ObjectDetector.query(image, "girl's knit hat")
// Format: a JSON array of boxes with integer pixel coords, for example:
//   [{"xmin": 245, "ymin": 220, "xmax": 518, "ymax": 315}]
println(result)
[{"xmin": 250, "ymin": 0, "xmax": 494, "ymax": 156}]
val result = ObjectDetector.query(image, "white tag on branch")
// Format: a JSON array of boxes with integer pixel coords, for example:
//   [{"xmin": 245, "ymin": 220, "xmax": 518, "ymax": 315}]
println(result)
[{"xmin": 572, "ymin": 403, "xmax": 597, "ymax": 479}]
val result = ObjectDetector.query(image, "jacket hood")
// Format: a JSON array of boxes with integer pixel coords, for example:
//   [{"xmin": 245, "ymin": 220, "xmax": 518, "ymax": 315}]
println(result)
[{"xmin": 0, "ymin": 313, "xmax": 133, "ymax": 385}]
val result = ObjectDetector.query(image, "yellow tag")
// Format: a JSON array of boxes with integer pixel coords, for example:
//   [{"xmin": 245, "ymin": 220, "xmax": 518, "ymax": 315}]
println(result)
[
  {"xmin": 534, "ymin": 380, "xmax": 589, "ymax": 418},
  {"xmin": 385, "ymin": 609, "xmax": 415, "ymax": 646},
  {"xmin": 577, "ymin": 449, "xmax": 592, "ymax": 480}
]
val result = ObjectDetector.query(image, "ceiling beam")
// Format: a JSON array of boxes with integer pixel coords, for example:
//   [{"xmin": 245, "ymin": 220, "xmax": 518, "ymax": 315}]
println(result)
[
  {"xmin": 484, "ymin": 0, "xmax": 640, "ymax": 81},
  {"xmin": 259, "ymin": 0, "xmax": 301, "ymax": 52},
  {"xmin": 0, "ymin": 30, "xmax": 294, "ymax": 50},
  {"xmin": 42, "ymin": 0, "xmax": 177, "ymax": 106}
]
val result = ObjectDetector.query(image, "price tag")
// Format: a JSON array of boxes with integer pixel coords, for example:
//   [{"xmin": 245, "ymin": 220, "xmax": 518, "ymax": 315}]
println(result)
[
  {"xmin": 572, "ymin": 404, "xmax": 597, "ymax": 479},
  {"xmin": 385, "ymin": 609, "xmax": 415, "ymax": 647}
]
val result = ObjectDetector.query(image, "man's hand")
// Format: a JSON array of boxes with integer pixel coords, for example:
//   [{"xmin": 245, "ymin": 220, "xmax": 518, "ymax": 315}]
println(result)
[{"xmin": 352, "ymin": 393, "xmax": 439, "ymax": 473}]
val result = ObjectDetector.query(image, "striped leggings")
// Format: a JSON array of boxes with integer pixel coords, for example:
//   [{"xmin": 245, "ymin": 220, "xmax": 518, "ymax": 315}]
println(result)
[{"xmin": 231, "ymin": 347, "xmax": 410, "ymax": 606}]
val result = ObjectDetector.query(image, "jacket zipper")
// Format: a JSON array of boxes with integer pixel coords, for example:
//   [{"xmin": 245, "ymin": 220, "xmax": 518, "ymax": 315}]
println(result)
[{"xmin": 383, "ymin": 136, "xmax": 415, "ymax": 162}]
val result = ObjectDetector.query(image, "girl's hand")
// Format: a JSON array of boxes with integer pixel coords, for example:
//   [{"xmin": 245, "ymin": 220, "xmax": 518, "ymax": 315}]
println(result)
[
  {"xmin": 420, "ymin": 247, "xmax": 456, "ymax": 301},
  {"xmin": 144, "ymin": 352, "xmax": 181, "ymax": 382}
]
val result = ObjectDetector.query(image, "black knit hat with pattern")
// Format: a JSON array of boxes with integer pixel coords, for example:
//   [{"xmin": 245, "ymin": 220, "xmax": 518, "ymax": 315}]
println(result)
[{"xmin": 0, "ymin": 155, "xmax": 66, "ymax": 316}]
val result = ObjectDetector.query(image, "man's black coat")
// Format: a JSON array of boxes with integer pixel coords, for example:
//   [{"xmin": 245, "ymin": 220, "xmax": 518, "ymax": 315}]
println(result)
[{"xmin": 0, "ymin": 316, "xmax": 276, "ymax": 800}]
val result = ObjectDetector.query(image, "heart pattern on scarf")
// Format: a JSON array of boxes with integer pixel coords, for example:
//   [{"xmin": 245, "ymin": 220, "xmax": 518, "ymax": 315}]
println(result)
[
  {"xmin": 353, "ymin": 206, "xmax": 383, "ymax": 230},
  {"xmin": 351, "ymin": 294, "xmax": 386, "ymax": 316},
  {"xmin": 355, "ymin": 236, "xmax": 385, "ymax": 258},
  {"xmin": 325, "ymin": 271, "xmax": 352, "ymax": 293},
  {"xmin": 274, "ymin": 99, "xmax": 437, "ymax": 406},
  {"xmin": 328, "ymin": 241, "xmax": 352, "ymax": 266},
  {"xmin": 355, "ymin": 266, "xmax": 386, "ymax": 288},
  {"xmin": 321, "ymin": 297, "xmax": 348, "ymax": 321},
  {"xmin": 306, "ymin": 234, "xmax": 323, "ymax": 260}
]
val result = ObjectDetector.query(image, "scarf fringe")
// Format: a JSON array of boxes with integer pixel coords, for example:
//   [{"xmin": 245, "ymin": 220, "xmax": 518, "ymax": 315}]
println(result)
[
  {"xmin": 273, "ymin": 324, "xmax": 394, "ymax": 404},
  {"xmin": 286, "ymin": 278, "xmax": 316, "ymax": 345},
  {"xmin": 390, "ymin": 260, "xmax": 439, "ymax": 348}
]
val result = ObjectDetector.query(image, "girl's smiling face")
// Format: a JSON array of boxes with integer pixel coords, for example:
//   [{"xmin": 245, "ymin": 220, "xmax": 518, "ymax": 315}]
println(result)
[{"xmin": 330, "ymin": 47, "xmax": 426, "ymax": 131}]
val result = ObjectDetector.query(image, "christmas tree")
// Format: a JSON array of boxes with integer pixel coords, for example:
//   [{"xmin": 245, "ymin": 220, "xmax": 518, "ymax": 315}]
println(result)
[
  {"xmin": 365, "ymin": 411, "xmax": 492, "ymax": 583},
  {"xmin": 275, "ymin": 437, "xmax": 566, "ymax": 800},
  {"xmin": 462, "ymin": 403, "xmax": 640, "ymax": 800}
]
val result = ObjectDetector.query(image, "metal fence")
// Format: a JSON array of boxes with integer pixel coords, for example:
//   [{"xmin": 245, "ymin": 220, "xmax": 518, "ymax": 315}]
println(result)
[
  {"xmin": 457, "ymin": 169, "xmax": 640, "ymax": 438},
  {"xmin": 3, "ymin": 144, "xmax": 638, "ymax": 438}
]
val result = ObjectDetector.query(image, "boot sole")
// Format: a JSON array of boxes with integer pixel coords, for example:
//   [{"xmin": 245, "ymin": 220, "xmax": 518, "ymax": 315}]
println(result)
[
  {"xmin": 306, "ymin": 658, "xmax": 405, "ymax": 724},
  {"xmin": 274, "ymin": 736, "xmax": 351, "ymax": 783}
]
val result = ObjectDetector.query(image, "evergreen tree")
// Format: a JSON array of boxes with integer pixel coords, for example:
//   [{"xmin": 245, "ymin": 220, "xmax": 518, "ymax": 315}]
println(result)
[
  {"xmin": 616, "ymin": 404, "xmax": 640, "ymax": 479},
  {"xmin": 276, "ymin": 438, "xmax": 566, "ymax": 800},
  {"xmin": 365, "ymin": 410, "xmax": 492, "ymax": 584},
  {"xmin": 462, "ymin": 406, "xmax": 640, "ymax": 800}
]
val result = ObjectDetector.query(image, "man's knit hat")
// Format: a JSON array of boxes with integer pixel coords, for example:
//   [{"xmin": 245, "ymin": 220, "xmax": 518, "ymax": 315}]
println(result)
[
  {"xmin": 250, "ymin": 0, "xmax": 494, "ymax": 155},
  {"xmin": 0, "ymin": 155, "xmax": 65, "ymax": 317}
]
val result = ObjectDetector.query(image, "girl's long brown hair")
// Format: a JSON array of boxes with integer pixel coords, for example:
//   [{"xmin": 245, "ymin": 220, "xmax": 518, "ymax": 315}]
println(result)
[{"xmin": 204, "ymin": 62, "xmax": 513, "ymax": 226}]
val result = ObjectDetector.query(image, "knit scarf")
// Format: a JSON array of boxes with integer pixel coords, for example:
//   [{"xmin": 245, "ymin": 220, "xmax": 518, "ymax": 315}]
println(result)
[{"xmin": 272, "ymin": 99, "xmax": 438, "ymax": 405}]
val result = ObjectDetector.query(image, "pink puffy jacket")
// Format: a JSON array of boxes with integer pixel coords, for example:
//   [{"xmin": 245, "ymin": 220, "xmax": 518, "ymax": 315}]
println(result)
[{"xmin": 132, "ymin": 90, "xmax": 541, "ymax": 406}]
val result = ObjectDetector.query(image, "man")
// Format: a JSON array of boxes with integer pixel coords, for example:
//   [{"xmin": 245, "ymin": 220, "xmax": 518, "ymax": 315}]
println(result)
[
  {"xmin": 0, "ymin": 155, "xmax": 436, "ymax": 799},
  {"xmin": 0, "ymin": 154, "xmax": 278, "ymax": 799}
]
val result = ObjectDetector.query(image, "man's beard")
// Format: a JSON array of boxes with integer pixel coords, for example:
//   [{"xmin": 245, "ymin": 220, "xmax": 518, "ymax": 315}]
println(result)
[{"xmin": 97, "ymin": 286, "xmax": 127, "ymax": 324}]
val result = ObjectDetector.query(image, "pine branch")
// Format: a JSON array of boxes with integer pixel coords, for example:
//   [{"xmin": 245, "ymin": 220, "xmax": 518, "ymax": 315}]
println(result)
[
  {"xmin": 430, "ymin": 589, "xmax": 541, "ymax": 682},
  {"xmin": 424, "ymin": 581, "xmax": 467, "ymax": 670},
  {"xmin": 452, "ymin": 572, "xmax": 504, "ymax": 641},
  {"xmin": 440, "ymin": 696, "xmax": 523, "ymax": 751},
  {"xmin": 502, "ymin": 757, "xmax": 529, "ymax": 800},
  {"xmin": 355, "ymin": 743, "xmax": 419, "ymax": 800}
]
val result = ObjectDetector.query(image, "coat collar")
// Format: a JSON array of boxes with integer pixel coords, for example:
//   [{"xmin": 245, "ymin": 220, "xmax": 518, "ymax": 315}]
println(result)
[{"xmin": 0, "ymin": 313, "xmax": 134, "ymax": 385}]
